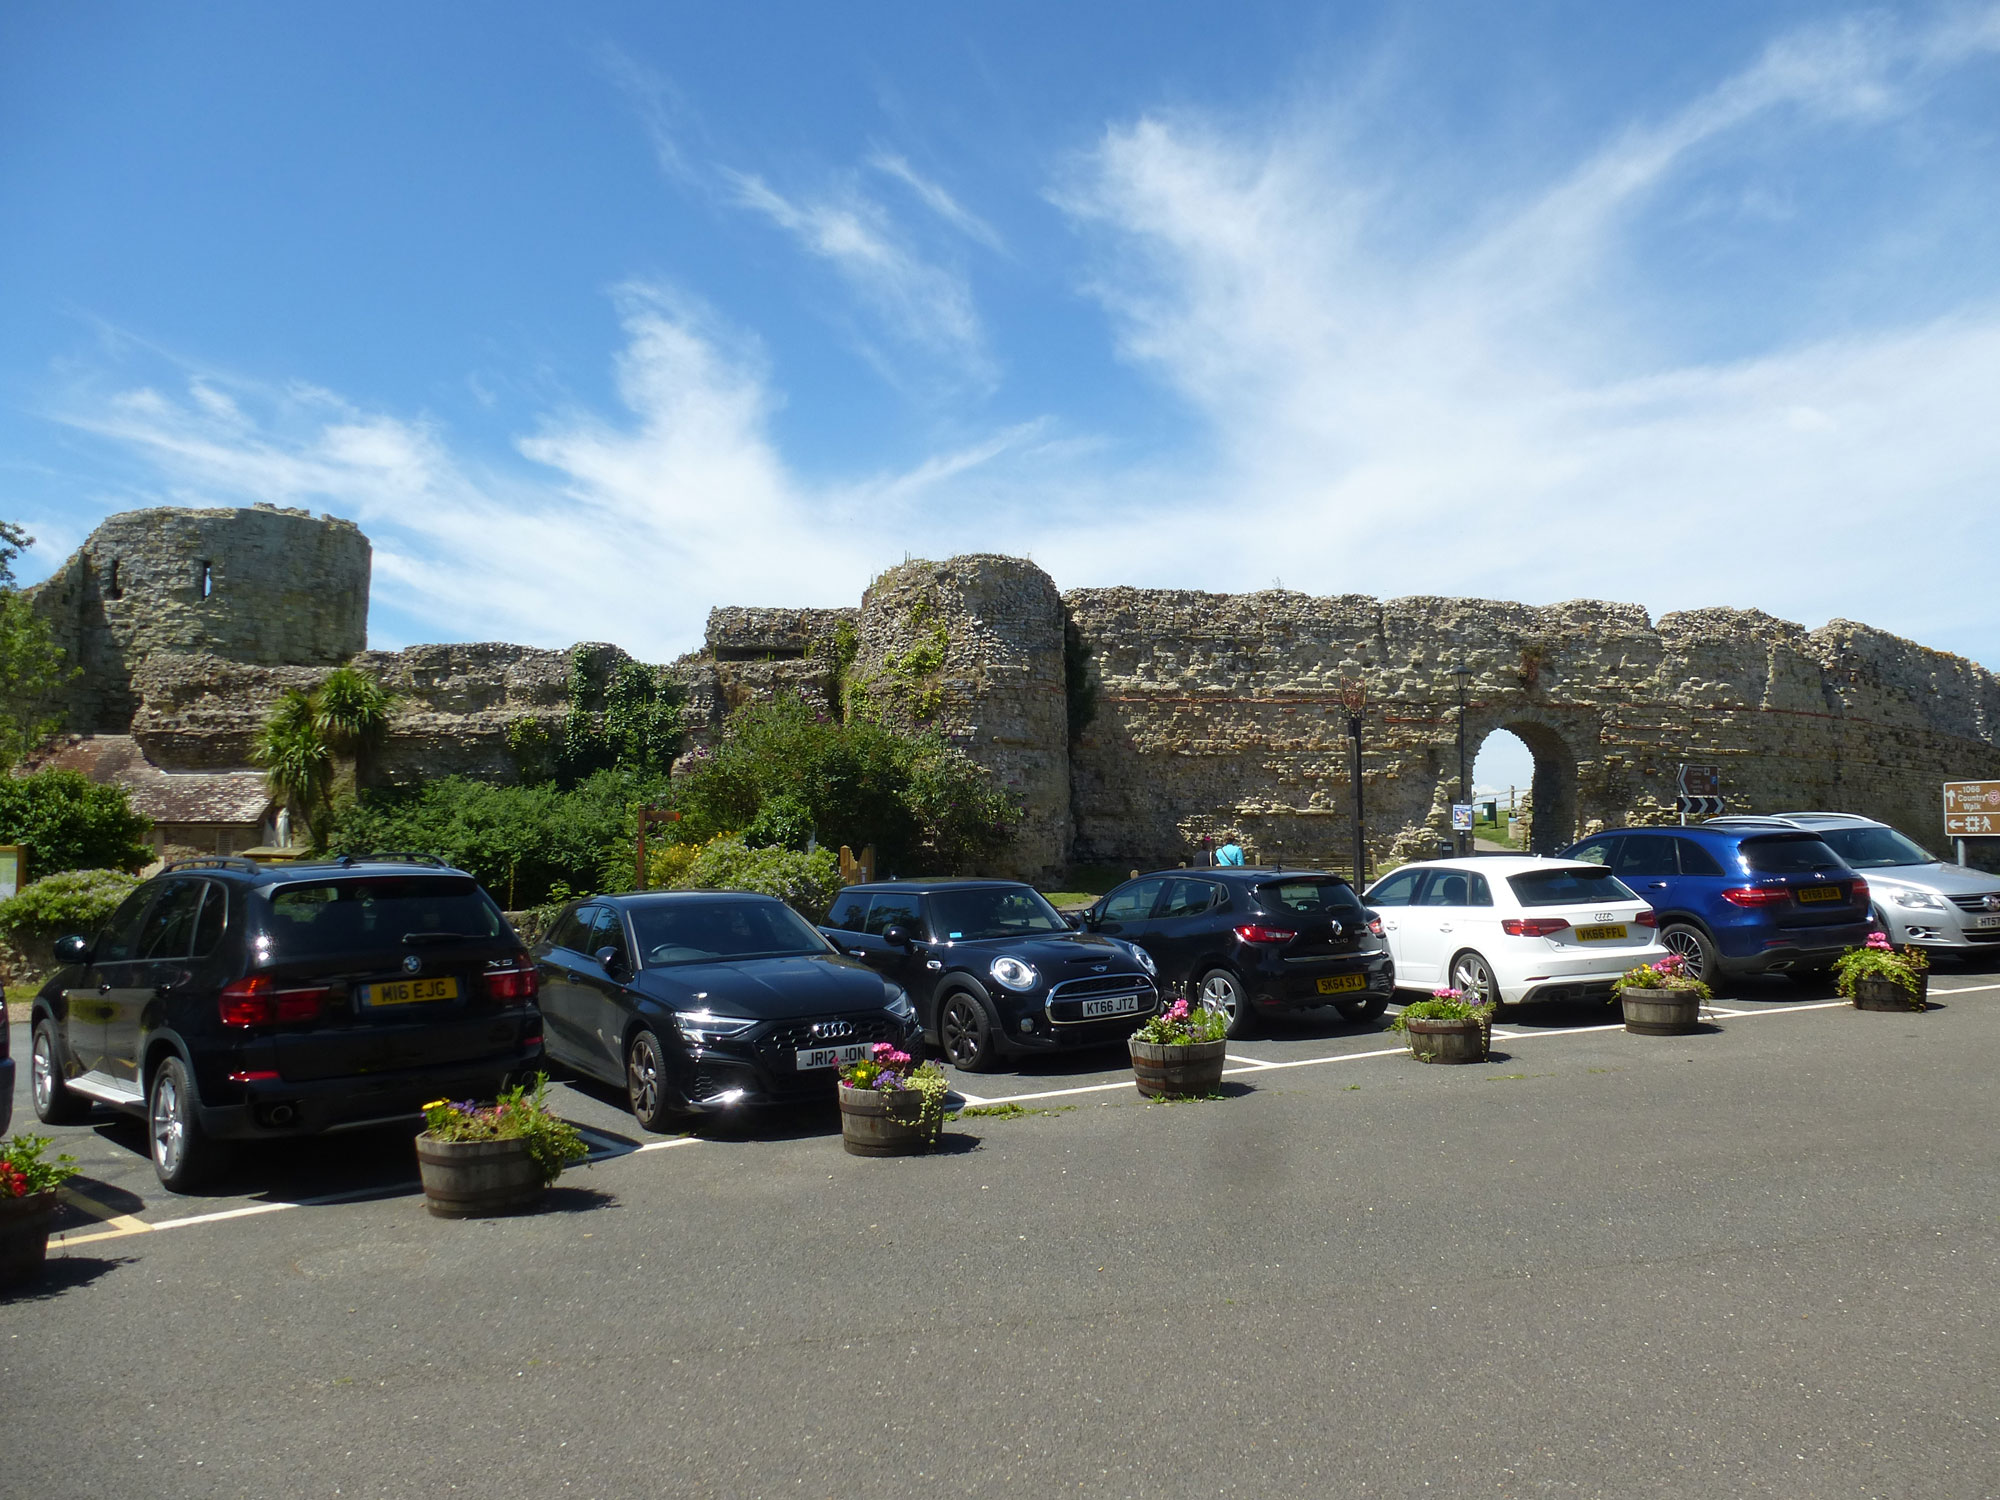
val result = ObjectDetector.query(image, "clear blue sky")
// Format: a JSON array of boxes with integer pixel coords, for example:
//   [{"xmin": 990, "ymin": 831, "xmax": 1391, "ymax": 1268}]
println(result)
[{"xmin": 6, "ymin": 2, "xmax": 1999, "ymax": 788}]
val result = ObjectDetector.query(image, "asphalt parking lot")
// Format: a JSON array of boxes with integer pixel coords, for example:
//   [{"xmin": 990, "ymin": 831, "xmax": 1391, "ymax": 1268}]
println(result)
[{"xmin": 6, "ymin": 967, "xmax": 1998, "ymax": 1498}]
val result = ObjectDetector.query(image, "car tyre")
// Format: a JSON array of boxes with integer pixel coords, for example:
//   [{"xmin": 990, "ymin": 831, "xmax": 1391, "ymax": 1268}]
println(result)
[
  {"xmin": 938, "ymin": 989, "xmax": 999, "ymax": 1072},
  {"xmin": 1198, "ymin": 968, "xmax": 1258, "ymax": 1039},
  {"xmin": 1447, "ymin": 951, "xmax": 1500, "ymax": 1008},
  {"xmin": 1658, "ymin": 923, "xmax": 1720, "ymax": 987},
  {"xmin": 30, "ymin": 1019, "xmax": 91, "ymax": 1125},
  {"xmin": 1333, "ymin": 994, "xmax": 1389, "ymax": 1024},
  {"xmin": 148, "ymin": 1054, "xmax": 223, "ymax": 1192},
  {"xmin": 626, "ymin": 1028, "xmax": 691, "ymax": 1133}
]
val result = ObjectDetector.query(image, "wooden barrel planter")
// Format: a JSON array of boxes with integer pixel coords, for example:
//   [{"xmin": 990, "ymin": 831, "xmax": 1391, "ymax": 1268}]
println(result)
[
  {"xmin": 1403, "ymin": 1016, "xmax": 1486, "ymax": 1065},
  {"xmin": 1852, "ymin": 974, "xmax": 1927, "ymax": 1012},
  {"xmin": 1130, "ymin": 1037, "xmax": 1228, "ymax": 1098},
  {"xmin": 0, "ymin": 1191, "xmax": 59, "ymax": 1286},
  {"xmin": 837, "ymin": 1086, "xmax": 931, "ymax": 1156},
  {"xmin": 1619, "ymin": 987, "xmax": 1703, "ymax": 1036},
  {"xmin": 415, "ymin": 1134, "xmax": 546, "ymax": 1218}
]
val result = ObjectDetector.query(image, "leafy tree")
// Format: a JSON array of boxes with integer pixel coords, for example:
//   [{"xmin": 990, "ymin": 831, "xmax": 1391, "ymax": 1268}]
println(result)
[
  {"xmin": 0, "ymin": 771, "xmax": 152, "ymax": 875},
  {"xmin": 0, "ymin": 522, "xmax": 72, "ymax": 770},
  {"xmin": 656, "ymin": 835, "xmax": 843, "ymax": 920}
]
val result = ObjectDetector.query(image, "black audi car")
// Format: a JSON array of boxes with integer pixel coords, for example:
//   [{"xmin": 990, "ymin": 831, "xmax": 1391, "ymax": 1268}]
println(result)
[
  {"xmin": 28, "ymin": 855, "xmax": 543, "ymax": 1190},
  {"xmin": 820, "ymin": 879, "xmax": 1160, "ymax": 1071},
  {"xmin": 533, "ymin": 890, "xmax": 921, "ymax": 1128},
  {"xmin": 1079, "ymin": 868, "xmax": 1394, "ymax": 1038}
]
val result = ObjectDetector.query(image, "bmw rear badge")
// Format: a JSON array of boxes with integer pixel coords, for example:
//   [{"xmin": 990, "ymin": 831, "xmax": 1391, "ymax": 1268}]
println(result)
[{"xmin": 403, "ymin": 953, "xmax": 422, "ymax": 975}]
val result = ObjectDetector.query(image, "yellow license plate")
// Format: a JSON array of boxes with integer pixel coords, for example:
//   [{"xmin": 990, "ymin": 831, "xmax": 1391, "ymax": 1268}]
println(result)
[
  {"xmin": 1796, "ymin": 886, "xmax": 1841, "ymax": 903},
  {"xmin": 359, "ymin": 977, "xmax": 459, "ymax": 1007},
  {"xmin": 1316, "ymin": 974, "xmax": 1367, "ymax": 994},
  {"xmin": 1572, "ymin": 924, "xmax": 1628, "ymax": 942}
]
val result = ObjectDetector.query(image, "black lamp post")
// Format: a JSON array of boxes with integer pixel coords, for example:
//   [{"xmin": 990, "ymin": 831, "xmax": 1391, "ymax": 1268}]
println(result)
[
  {"xmin": 1454, "ymin": 667, "xmax": 1472, "ymax": 855},
  {"xmin": 1339, "ymin": 675, "xmax": 1368, "ymax": 885}
]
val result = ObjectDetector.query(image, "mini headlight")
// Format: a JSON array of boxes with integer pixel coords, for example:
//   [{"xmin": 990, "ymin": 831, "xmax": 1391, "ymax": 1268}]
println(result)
[
  {"xmin": 1121, "ymin": 941, "xmax": 1157, "ymax": 976},
  {"xmin": 884, "ymin": 986, "xmax": 916, "ymax": 1021},
  {"xmin": 1893, "ymin": 891, "xmax": 1943, "ymax": 909},
  {"xmin": 989, "ymin": 955, "xmax": 1038, "ymax": 991}
]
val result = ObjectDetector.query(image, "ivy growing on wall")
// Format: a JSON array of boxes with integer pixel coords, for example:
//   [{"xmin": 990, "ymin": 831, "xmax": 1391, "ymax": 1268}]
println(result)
[
  {"xmin": 844, "ymin": 587, "xmax": 951, "ymax": 726},
  {"xmin": 505, "ymin": 649, "xmax": 685, "ymax": 786}
]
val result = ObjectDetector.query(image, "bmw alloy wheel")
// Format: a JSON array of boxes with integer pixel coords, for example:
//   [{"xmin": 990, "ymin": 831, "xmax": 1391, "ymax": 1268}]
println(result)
[
  {"xmin": 150, "ymin": 1069, "xmax": 186, "ymax": 1177},
  {"xmin": 31, "ymin": 1028, "xmax": 58, "ymax": 1114}
]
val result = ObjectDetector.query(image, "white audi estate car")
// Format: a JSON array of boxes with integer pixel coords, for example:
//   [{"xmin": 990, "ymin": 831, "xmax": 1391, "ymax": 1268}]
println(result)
[{"xmin": 1362, "ymin": 856, "xmax": 1671, "ymax": 1007}]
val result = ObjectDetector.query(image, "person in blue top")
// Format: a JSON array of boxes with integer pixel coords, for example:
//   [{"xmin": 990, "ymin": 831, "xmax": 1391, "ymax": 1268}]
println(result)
[{"xmin": 1215, "ymin": 839, "xmax": 1245, "ymax": 867}]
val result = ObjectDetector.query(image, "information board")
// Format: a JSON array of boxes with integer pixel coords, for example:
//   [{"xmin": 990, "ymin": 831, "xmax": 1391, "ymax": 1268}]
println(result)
[{"xmin": 1943, "ymin": 781, "xmax": 2000, "ymax": 837}]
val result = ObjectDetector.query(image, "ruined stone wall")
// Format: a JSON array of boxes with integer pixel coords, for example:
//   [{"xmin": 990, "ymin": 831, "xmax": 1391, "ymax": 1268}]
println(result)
[
  {"xmin": 1064, "ymin": 588, "xmax": 2000, "ymax": 873},
  {"xmin": 27, "ymin": 504, "xmax": 369, "ymax": 732},
  {"xmin": 848, "ymin": 557, "xmax": 1071, "ymax": 880}
]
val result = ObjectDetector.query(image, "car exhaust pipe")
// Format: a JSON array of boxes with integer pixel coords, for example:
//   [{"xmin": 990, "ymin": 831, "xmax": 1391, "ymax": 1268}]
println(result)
[{"xmin": 260, "ymin": 1102, "xmax": 297, "ymax": 1127}]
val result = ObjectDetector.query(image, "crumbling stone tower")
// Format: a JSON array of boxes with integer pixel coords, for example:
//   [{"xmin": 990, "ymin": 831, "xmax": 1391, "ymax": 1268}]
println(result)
[
  {"xmin": 850, "ymin": 555, "xmax": 1072, "ymax": 880},
  {"xmin": 28, "ymin": 503, "xmax": 370, "ymax": 732}
]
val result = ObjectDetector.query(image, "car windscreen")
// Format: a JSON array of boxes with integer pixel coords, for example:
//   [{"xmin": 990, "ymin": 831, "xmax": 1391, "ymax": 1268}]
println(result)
[
  {"xmin": 261, "ymin": 876, "xmax": 506, "ymax": 959},
  {"xmin": 1815, "ymin": 826, "xmax": 1934, "ymax": 869},
  {"xmin": 927, "ymin": 886, "xmax": 1067, "ymax": 941},
  {"xmin": 1253, "ymin": 880, "xmax": 1368, "ymax": 918},
  {"xmin": 1507, "ymin": 867, "xmax": 1641, "ymax": 908},
  {"xmin": 630, "ymin": 899, "xmax": 830, "ymax": 966},
  {"xmin": 1739, "ymin": 836, "xmax": 1845, "ymax": 874}
]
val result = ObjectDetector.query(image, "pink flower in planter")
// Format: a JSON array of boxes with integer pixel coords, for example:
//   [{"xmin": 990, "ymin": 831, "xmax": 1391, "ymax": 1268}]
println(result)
[{"xmin": 1865, "ymin": 931, "xmax": 1893, "ymax": 952}]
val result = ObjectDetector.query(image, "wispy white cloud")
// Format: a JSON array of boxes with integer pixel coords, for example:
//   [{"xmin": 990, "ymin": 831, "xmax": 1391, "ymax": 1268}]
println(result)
[
  {"xmin": 868, "ymin": 152, "xmax": 1005, "ymax": 251},
  {"xmin": 49, "ymin": 288, "xmax": 1036, "ymax": 658},
  {"xmin": 723, "ymin": 168, "xmax": 992, "ymax": 383},
  {"xmin": 1039, "ymin": 7, "xmax": 2000, "ymax": 662}
]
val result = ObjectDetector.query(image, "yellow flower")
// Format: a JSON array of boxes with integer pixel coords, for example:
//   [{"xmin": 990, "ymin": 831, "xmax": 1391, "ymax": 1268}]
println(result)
[{"xmin": 422, "ymin": 1099, "xmax": 448, "ymax": 1110}]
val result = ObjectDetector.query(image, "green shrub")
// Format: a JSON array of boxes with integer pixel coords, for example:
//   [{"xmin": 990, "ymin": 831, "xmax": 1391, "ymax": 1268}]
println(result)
[
  {"xmin": 0, "ymin": 771, "xmax": 152, "ymax": 874},
  {"xmin": 669, "ymin": 697, "xmax": 1016, "ymax": 874},
  {"xmin": 0, "ymin": 868, "xmax": 142, "ymax": 939},
  {"xmin": 667, "ymin": 835, "xmax": 843, "ymax": 920}
]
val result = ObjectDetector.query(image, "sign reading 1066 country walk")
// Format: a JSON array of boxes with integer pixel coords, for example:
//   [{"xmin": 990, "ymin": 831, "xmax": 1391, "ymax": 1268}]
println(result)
[{"xmin": 1943, "ymin": 781, "xmax": 2000, "ymax": 837}]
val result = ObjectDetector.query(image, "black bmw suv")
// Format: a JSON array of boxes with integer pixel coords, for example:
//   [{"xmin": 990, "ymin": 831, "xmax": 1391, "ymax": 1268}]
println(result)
[
  {"xmin": 1080, "ymin": 868, "xmax": 1394, "ymax": 1038},
  {"xmin": 27, "ymin": 856, "xmax": 542, "ymax": 1190},
  {"xmin": 822, "ymin": 880, "xmax": 1159, "ymax": 1071}
]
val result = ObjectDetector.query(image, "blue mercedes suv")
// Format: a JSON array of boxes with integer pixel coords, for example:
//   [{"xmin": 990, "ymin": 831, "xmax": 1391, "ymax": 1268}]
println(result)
[{"xmin": 1560, "ymin": 825, "xmax": 1871, "ymax": 985}]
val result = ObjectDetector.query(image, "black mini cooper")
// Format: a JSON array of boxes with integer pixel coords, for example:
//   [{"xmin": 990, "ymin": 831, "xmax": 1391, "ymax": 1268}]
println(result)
[{"xmin": 820, "ymin": 880, "xmax": 1159, "ymax": 1071}]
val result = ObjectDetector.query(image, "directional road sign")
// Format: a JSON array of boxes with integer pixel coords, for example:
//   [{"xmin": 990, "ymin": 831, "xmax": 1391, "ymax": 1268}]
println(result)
[
  {"xmin": 1678, "ymin": 764, "xmax": 1721, "ymax": 798},
  {"xmin": 1676, "ymin": 795, "xmax": 1725, "ymax": 817},
  {"xmin": 1943, "ymin": 780, "xmax": 2000, "ymax": 838}
]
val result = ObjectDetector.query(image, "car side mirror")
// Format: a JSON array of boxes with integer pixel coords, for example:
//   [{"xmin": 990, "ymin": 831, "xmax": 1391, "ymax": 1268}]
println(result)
[
  {"xmin": 54, "ymin": 933, "xmax": 90, "ymax": 964},
  {"xmin": 882, "ymin": 925, "xmax": 912, "ymax": 949},
  {"xmin": 594, "ymin": 944, "xmax": 627, "ymax": 977},
  {"xmin": 1063, "ymin": 913, "xmax": 1084, "ymax": 930}
]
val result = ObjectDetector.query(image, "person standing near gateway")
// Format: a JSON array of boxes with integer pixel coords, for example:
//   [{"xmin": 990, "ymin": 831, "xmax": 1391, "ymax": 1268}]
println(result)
[{"xmin": 1215, "ymin": 838, "xmax": 1245, "ymax": 867}]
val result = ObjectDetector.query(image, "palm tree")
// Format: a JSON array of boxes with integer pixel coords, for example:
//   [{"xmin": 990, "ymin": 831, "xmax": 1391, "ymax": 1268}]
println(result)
[
  {"xmin": 252, "ymin": 668, "xmax": 394, "ymax": 850},
  {"xmin": 254, "ymin": 689, "xmax": 333, "ymax": 848},
  {"xmin": 313, "ymin": 666, "xmax": 394, "ymax": 802}
]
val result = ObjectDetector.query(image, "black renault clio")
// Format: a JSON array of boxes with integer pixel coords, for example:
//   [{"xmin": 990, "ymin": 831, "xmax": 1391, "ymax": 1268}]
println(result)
[
  {"xmin": 28, "ymin": 856, "xmax": 542, "ymax": 1190},
  {"xmin": 821, "ymin": 879, "xmax": 1160, "ymax": 1071}
]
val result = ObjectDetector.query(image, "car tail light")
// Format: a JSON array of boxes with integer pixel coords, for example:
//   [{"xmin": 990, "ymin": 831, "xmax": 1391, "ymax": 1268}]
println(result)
[
  {"xmin": 1722, "ymin": 886, "xmax": 1793, "ymax": 907},
  {"xmin": 1634, "ymin": 909, "xmax": 1658, "ymax": 928},
  {"xmin": 227, "ymin": 1070, "xmax": 282, "ymax": 1083},
  {"xmin": 1367, "ymin": 915, "xmax": 1385, "ymax": 938},
  {"xmin": 218, "ymin": 975, "xmax": 330, "ymax": 1027},
  {"xmin": 1850, "ymin": 878, "xmax": 1869, "ymax": 904},
  {"xmin": 1233, "ymin": 924, "xmax": 1298, "ymax": 944},
  {"xmin": 1501, "ymin": 917, "xmax": 1570, "ymax": 938},
  {"xmin": 484, "ymin": 960, "xmax": 540, "ymax": 1005}
]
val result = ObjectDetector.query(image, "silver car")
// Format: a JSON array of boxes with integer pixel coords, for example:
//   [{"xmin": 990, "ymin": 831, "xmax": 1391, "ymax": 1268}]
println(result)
[{"xmin": 1708, "ymin": 813, "xmax": 2000, "ymax": 953}]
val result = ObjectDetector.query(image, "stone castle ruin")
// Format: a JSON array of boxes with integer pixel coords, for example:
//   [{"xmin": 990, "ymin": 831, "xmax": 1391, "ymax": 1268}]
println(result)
[{"xmin": 26, "ymin": 505, "xmax": 2000, "ymax": 880}]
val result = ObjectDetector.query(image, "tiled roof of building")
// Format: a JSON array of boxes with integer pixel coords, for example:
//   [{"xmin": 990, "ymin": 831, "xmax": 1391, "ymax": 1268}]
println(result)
[{"xmin": 34, "ymin": 735, "xmax": 274, "ymax": 827}]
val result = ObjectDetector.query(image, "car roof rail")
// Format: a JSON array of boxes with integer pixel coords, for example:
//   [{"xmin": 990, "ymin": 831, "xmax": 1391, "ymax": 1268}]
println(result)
[
  {"xmin": 1703, "ymin": 816, "xmax": 1793, "ymax": 828},
  {"xmin": 356, "ymin": 851, "xmax": 450, "ymax": 867},
  {"xmin": 161, "ymin": 856, "xmax": 268, "ymax": 876}
]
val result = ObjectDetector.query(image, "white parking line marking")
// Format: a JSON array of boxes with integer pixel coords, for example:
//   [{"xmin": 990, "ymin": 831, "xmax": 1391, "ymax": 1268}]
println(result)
[
  {"xmin": 636, "ymin": 1137, "xmax": 700, "ymax": 1154},
  {"xmin": 1932, "ymin": 980, "xmax": 2000, "ymax": 995},
  {"xmin": 1226, "ymin": 1053, "xmax": 1279, "ymax": 1067}
]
